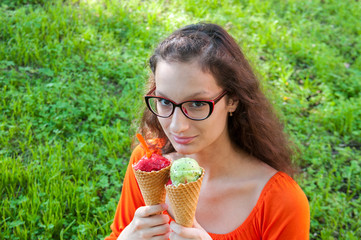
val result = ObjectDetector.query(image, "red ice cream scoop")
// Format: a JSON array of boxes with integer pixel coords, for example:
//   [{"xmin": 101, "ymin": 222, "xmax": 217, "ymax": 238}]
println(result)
[
  {"xmin": 133, "ymin": 153, "xmax": 170, "ymax": 172},
  {"xmin": 132, "ymin": 134, "xmax": 171, "ymax": 206}
]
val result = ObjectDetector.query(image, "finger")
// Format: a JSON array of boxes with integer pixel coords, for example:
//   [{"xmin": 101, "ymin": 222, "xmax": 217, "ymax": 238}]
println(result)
[
  {"xmin": 135, "ymin": 203, "xmax": 168, "ymax": 218},
  {"xmin": 132, "ymin": 210, "xmax": 170, "ymax": 234},
  {"xmin": 170, "ymin": 222, "xmax": 195, "ymax": 237},
  {"xmin": 170, "ymin": 222, "xmax": 204, "ymax": 240},
  {"xmin": 143, "ymin": 223, "xmax": 171, "ymax": 238},
  {"xmin": 171, "ymin": 219, "xmax": 211, "ymax": 240},
  {"xmin": 169, "ymin": 231, "xmax": 187, "ymax": 240},
  {"xmin": 153, "ymin": 231, "xmax": 171, "ymax": 240},
  {"xmin": 192, "ymin": 217, "xmax": 204, "ymax": 230},
  {"xmin": 146, "ymin": 213, "xmax": 170, "ymax": 226}
]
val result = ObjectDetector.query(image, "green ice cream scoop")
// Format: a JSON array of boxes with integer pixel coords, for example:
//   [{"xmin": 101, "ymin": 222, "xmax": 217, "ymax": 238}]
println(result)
[{"xmin": 170, "ymin": 158, "xmax": 202, "ymax": 186}]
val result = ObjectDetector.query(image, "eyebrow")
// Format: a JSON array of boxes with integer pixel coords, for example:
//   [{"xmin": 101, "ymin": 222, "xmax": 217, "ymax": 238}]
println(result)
[{"xmin": 155, "ymin": 90, "xmax": 210, "ymax": 100}]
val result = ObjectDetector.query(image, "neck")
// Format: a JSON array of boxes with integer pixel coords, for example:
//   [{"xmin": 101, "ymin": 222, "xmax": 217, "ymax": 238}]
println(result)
[{"xmin": 188, "ymin": 132, "xmax": 248, "ymax": 181}]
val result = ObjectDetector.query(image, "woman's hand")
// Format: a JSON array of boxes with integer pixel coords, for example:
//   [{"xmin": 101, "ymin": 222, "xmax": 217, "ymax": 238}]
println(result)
[
  {"xmin": 117, "ymin": 203, "xmax": 171, "ymax": 240},
  {"xmin": 169, "ymin": 218, "xmax": 212, "ymax": 240}
]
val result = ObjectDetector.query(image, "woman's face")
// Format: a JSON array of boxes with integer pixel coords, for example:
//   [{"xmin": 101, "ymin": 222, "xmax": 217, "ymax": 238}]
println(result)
[{"xmin": 154, "ymin": 60, "xmax": 236, "ymax": 155}]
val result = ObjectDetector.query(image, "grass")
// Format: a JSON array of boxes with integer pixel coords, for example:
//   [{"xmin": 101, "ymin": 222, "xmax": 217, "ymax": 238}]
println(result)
[{"xmin": 0, "ymin": 0, "xmax": 360, "ymax": 239}]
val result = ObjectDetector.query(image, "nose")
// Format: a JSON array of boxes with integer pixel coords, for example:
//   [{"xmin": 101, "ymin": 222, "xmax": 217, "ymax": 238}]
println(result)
[{"xmin": 169, "ymin": 107, "xmax": 190, "ymax": 134}]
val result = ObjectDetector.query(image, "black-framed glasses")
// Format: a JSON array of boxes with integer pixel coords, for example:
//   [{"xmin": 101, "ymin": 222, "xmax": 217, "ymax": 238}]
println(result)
[{"xmin": 145, "ymin": 88, "xmax": 227, "ymax": 121}]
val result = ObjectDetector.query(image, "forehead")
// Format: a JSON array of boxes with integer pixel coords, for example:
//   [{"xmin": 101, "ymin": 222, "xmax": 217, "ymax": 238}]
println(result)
[{"xmin": 154, "ymin": 60, "xmax": 221, "ymax": 98}]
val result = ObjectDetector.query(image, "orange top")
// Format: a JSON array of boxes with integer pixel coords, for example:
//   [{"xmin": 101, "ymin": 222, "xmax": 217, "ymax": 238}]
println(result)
[{"xmin": 105, "ymin": 145, "xmax": 310, "ymax": 240}]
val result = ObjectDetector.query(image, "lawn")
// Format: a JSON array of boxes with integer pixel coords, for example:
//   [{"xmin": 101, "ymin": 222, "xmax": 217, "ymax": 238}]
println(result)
[{"xmin": 0, "ymin": 0, "xmax": 360, "ymax": 239}]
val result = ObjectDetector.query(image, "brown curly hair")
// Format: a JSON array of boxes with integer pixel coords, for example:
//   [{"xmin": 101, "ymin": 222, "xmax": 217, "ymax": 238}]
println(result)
[{"xmin": 140, "ymin": 23, "xmax": 296, "ymax": 176}]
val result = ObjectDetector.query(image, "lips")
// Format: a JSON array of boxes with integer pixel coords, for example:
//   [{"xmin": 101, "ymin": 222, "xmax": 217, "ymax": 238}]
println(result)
[{"xmin": 172, "ymin": 135, "xmax": 196, "ymax": 145}]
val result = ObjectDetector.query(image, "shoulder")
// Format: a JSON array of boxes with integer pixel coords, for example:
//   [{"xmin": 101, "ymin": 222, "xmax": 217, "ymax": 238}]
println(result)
[
  {"xmin": 129, "ymin": 144, "xmax": 146, "ymax": 164},
  {"xmin": 257, "ymin": 172, "xmax": 310, "ymax": 238},
  {"xmin": 261, "ymin": 172, "xmax": 309, "ymax": 213}
]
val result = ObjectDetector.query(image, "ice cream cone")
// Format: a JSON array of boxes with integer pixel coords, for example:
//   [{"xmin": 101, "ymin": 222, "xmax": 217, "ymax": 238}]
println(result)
[
  {"xmin": 165, "ymin": 169, "xmax": 204, "ymax": 227},
  {"xmin": 133, "ymin": 164, "xmax": 171, "ymax": 206}
]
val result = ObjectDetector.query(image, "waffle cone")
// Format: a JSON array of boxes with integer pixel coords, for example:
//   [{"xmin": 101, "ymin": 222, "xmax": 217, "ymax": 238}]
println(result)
[
  {"xmin": 165, "ymin": 169, "xmax": 204, "ymax": 227},
  {"xmin": 133, "ymin": 164, "xmax": 171, "ymax": 206}
]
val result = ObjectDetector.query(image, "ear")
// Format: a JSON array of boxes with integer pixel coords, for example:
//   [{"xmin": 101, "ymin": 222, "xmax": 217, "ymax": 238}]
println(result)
[{"xmin": 227, "ymin": 98, "xmax": 239, "ymax": 112}]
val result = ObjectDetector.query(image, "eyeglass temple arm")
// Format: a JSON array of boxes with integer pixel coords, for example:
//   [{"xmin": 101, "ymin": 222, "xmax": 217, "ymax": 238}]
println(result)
[
  {"xmin": 146, "ymin": 86, "xmax": 156, "ymax": 95},
  {"xmin": 213, "ymin": 91, "xmax": 228, "ymax": 104}
]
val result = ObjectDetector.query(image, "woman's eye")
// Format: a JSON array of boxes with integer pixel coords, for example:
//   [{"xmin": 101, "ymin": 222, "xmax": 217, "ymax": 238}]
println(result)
[
  {"xmin": 159, "ymin": 98, "xmax": 172, "ymax": 106},
  {"xmin": 191, "ymin": 101, "xmax": 206, "ymax": 108}
]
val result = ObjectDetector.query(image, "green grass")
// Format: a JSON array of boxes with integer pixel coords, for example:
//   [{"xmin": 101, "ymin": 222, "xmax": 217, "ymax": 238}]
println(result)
[{"xmin": 0, "ymin": 0, "xmax": 360, "ymax": 239}]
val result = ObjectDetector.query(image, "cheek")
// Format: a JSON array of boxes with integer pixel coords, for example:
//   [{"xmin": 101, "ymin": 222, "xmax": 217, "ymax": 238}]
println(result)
[
  {"xmin": 157, "ymin": 118, "xmax": 170, "ymax": 132},
  {"xmin": 208, "ymin": 104, "xmax": 228, "ymax": 124},
  {"xmin": 202, "ymin": 110, "xmax": 228, "ymax": 135},
  {"xmin": 208, "ymin": 117, "xmax": 227, "ymax": 134}
]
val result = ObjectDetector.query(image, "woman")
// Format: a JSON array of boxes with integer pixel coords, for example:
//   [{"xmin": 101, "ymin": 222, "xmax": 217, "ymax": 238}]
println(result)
[{"xmin": 105, "ymin": 23, "xmax": 310, "ymax": 240}]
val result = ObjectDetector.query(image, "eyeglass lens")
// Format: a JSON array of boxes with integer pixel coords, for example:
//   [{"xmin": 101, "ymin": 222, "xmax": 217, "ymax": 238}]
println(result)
[{"xmin": 147, "ymin": 97, "xmax": 211, "ymax": 120}]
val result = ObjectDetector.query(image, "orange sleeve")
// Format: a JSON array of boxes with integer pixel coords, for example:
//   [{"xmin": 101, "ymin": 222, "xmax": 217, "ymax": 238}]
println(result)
[
  {"xmin": 260, "ymin": 173, "xmax": 310, "ymax": 240},
  {"xmin": 104, "ymin": 145, "xmax": 146, "ymax": 240}
]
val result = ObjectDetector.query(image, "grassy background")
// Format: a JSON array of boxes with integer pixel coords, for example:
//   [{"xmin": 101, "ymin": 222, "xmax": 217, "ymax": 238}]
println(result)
[{"xmin": 0, "ymin": 0, "xmax": 360, "ymax": 239}]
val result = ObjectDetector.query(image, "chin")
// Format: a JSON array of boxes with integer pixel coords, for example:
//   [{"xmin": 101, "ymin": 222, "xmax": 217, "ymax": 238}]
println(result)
[{"xmin": 172, "ymin": 143, "xmax": 198, "ymax": 155}]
